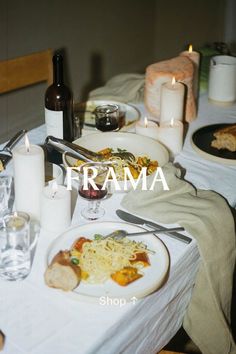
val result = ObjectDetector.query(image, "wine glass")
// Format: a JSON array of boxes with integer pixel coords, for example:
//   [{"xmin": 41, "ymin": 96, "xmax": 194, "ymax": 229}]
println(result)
[
  {"xmin": 94, "ymin": 104, "xmax": 119, "ymax": 132},
  {"xmin": 78, "ymin": 162, "xmax": 109, "ymax": 220}
]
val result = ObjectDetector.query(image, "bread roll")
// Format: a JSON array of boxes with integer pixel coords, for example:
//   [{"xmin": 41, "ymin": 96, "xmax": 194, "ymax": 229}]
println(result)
[
  {"xmin": 211, "ymin": 124, "xmax": 236, "ymax": 152},
  {"xmin": 44, "ymin": 251, "xmax": 81, "ymax": 291}
]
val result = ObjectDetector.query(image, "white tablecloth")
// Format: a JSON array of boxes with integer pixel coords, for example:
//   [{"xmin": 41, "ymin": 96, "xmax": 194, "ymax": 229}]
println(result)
[{"xmin": 0, "ymin": 93, "xmax": 235, "ymax": 354}]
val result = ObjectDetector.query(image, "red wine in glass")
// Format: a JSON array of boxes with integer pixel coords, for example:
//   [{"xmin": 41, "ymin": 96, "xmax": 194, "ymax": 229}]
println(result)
[
  {"xmin": 95, "ymin": 116, "xmax": 119, "ymax": 132},
  {"xmin": 79, "ymin": 183, "xmax": 107, "ymax": 200}
]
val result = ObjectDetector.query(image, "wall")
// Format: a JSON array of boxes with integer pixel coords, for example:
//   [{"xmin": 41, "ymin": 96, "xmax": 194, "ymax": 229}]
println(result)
[
  {"xmin": 154, "ymin": 0, "xmax": 226, "ymax": 61},
  {"xmin": 0, "ymin": 0, "xmax": 156, "ymax": 142},
  {"xmin": 0, "ymin": 0, "xmax": 227, "ymax": 143},
  {"xmin": 224, "ymin": 0, "xmax": 236, "ymax": 53}
]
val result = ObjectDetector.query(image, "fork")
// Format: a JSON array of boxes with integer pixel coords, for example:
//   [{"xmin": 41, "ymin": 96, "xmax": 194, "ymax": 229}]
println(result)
[
  {"xmin": 0, "ymin": 130, "xmax": 27, "ymax": 170},
  {"xmin": 103, "ymin": 227, "xmax": 185, "ymax": 240}
]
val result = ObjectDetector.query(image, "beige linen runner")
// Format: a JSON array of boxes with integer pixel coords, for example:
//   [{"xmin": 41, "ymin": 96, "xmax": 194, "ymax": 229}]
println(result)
[
  {"xmin": 122, "ymin": 163, "xmax": 236, "ymax": 354},
  {"xmin": 89, "ymin": 73, "xmax": 145, "ymax": 103}
]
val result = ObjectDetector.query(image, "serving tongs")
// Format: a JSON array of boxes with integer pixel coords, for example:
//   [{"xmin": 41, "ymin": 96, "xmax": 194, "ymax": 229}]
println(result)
[
  {"xmin": 45, "ymin": 136, "xmax": 100, "ymax": 163},
  {"xmin": 0, "ymin": 130, "xmax": 27, "ymax": 171},
  {"xmin": 45, "ymin": 136, "xmax": 135, "ymax": 162}
]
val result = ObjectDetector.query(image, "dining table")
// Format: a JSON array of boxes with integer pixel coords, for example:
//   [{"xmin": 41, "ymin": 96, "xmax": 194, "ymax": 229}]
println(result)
[{"xmin": 0, "ymin": 92, "xmax": 236, "ymax": 354}]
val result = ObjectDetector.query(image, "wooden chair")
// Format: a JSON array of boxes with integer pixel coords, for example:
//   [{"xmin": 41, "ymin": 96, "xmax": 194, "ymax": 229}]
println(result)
[
  {"xmin": 0, "ymin": 49, "xmax": 53, "ymax": 94},
  {"xmin": 158, "ymin": 351, "xmax": 186, "ymax": 354}
]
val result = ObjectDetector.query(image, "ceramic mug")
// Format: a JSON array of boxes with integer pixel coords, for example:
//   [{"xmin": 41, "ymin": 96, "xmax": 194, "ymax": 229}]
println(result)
[{"xmin": 208, "ymin": 55, "xmax": 236, "ymax": 105}]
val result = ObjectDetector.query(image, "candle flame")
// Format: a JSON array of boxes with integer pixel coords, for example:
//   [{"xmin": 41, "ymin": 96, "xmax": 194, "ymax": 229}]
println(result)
[
  {"xmin": 24, "ymin": 134, "xmax": 30, "ymax": 153},
  {"xmin": 170, "ymin": 118, "xmax": 174, "ymax": 127},
  {"xmin": 52, "ymin": 181, "xmax": 58, "ymax": 198},
  {"xmin": 188, "ymin": 44, "xmax": 193, "ymax": 53},
  {"xmin": 144, "ymin": 117, "xmax": 148, "ymax": 128},
  {"xmin": 171, "ymin": 77, "xmax": 176, "ymax": 85},
  {"xmin": 13, "ymin": 211, "xmax": 17, "ymax": 217}
]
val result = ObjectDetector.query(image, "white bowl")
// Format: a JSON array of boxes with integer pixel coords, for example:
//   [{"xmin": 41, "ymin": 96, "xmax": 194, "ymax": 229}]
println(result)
[
  {"xmin": 45, "ymin": 162, "xmax": 64, "ymax": 185},
  {"xmin": 63, "ymin": 132, "xmax": 169, "ymax": 192}
]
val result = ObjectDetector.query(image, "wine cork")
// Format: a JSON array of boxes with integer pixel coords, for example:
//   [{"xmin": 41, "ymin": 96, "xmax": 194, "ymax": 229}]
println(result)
[{"xmin": 145, "ymin": 56, "xmax": 196, "ymax": 122}]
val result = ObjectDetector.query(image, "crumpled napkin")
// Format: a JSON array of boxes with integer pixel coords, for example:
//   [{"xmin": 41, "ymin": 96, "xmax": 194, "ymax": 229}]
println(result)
[
  {"xmin": 89, "ymin": 73, "xmax": 145, "ymax": 103},
  {"xmin": 121, "ymin": 163, "xmax": 236, "ymax": 354}
]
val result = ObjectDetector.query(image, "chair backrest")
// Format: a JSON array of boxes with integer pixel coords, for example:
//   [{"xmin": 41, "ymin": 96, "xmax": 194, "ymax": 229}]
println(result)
[
  {"xmin": 0, "ymin": 49, "xmax": 53, "ymax": 94},
  {"xmin": 158, "ymin": 350, "xmax": 186, "ymax": 354}
]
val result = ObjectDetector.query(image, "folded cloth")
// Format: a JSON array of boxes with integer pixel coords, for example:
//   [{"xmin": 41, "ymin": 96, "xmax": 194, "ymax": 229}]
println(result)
[
  {"xmin": 89, "ymin": 73, "xmax": 145, "ymax": 103},
  {"xmin": 121, "ymin": 163, "xmax": 236, "ymax": 354}
]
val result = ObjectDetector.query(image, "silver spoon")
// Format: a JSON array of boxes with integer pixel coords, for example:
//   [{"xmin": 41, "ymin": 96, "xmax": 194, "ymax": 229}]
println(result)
[{"xmin": 104, "ymin": 227, "xmax": 185, "ymax": 240}]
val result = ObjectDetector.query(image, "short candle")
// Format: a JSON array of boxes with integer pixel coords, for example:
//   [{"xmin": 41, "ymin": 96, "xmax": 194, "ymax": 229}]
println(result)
[
  {"xmin": 157, "ymin": 119, "xmax": 184, "ymax": 159},
  {"xmin": 6, "ymin": 212, "xmax": 26, "ymax": 230},
  {"xmin": 40, "ymin": 182, "xmax": 71, "ymax": 234},
  {"xmin": 135, "ymin": 117, "xmax": 159, "ymax": 140}
]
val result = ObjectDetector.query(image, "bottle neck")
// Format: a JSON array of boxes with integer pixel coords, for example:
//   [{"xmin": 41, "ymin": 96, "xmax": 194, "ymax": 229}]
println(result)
[{"xmin": 53, "ymin": 54, "xmax": 64, "ymax": 85}]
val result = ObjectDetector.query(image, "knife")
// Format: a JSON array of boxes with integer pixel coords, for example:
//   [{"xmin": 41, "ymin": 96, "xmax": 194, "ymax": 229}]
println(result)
[{"xmin": 116, "ymin": 209, "xmax": 192, "ymax": 244}]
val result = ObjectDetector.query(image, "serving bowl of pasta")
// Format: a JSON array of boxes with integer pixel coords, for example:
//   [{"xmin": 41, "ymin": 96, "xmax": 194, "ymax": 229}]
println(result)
[{"xmin": 63, "ymin": 132, "xmax": 169, "ymax": 191}]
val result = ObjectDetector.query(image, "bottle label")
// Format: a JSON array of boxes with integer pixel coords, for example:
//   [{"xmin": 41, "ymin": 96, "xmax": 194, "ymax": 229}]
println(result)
[{"xmin": 45, "ymin": 108, "xmax": 63, "ymax": 138}]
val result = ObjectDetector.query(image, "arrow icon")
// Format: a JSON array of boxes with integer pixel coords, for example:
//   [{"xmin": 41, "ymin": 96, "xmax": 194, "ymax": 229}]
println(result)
[{"xmin": 130, "ymin": 296, "xmax": 137, "ymax": 305}]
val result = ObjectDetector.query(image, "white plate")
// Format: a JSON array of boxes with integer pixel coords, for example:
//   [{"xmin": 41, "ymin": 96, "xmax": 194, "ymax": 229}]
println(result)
[
  {"xmin": 46, "ymin": 221, "xmax": 170, "ymax": 303},
  {"xmin": 74, "ymin": 100, "xmax": 140, "ymax": 131}
]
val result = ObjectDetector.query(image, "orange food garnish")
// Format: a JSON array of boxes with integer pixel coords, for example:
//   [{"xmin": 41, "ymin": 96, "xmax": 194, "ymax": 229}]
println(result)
[
  {"xmin": 130, "ymin": 252, "xmax": 150, "ymax": 267},
  {"xmin": 111, "ymin": 267, "xmax": 143, "ymax": 286},
  {"xmin": 72, "ymin": 237, "xmax": 91, "ymax": 252}
]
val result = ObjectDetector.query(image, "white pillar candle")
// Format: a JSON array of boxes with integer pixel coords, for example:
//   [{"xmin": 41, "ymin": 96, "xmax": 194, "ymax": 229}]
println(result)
[
  {"xmin": 180, "ymin": 44, "xmax": 200, "ymax": 100},
  {"xmin": 13, "ymin": 135, "xmax": 45, "ymax": 221},
  {"xmin": 157, "ymin": 119, "xmax": 183, "ymax": 159},
  {"xmin": 135, "ymin": 117, "xmax": 159, "ymax": 140},
  {"xmin": 40, "ymin": 182, "xmax": 71, "ymax": 234},
  {"xmin": 160, "ymin": 77, "xmax": 185, "ymax": 123}
]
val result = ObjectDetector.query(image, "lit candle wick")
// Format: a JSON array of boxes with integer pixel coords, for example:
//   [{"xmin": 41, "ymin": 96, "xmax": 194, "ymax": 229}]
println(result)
[
  {"xmin": 188, "ymin": 44, "xmax": 193, "ymax": 53},
  {"xmin": 144, "ymin": 117, "xmax": 148, "ymax": 128},
  {"xmin": 170, "ymin": 118, "xmax": 174, "ymax": 127},
  {"xmin": 24, "ymin": 134, "xmax": 30, "ymax": 153},
  {"xmin": 171, "ymin": 76, "xmax": 176, "ymax": 85},
  {"xmin": 51, "ymin": 181, "xmax": 58, "ymax": 199}
]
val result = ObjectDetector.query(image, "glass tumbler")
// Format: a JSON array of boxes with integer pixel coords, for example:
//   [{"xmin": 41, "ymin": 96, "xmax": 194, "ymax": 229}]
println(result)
[
  {"xmin": 94, "ymin": 104, "xmax": 119, "ymax": 132},
  {"xmin": 0, "ymin": 212, "xmax": 35, "ymax": 281},
  {"xmin": 0, "ymin": 176, "xmax": 13, "ymax": 225}
]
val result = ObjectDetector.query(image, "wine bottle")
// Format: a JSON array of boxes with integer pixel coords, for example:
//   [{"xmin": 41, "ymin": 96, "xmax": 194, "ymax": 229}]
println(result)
[{"xmin": 45, "ymin": 54, "xmax": 73, "ymax": 142}]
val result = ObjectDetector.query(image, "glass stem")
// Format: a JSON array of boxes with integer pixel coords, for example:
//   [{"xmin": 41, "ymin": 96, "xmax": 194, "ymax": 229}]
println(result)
[{"xmin": 88, "ymin": 200, "xmax": 100, "ymax": 214}]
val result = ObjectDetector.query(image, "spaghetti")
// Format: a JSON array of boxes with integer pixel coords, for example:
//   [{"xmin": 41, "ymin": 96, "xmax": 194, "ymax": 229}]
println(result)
[{"xmin": 70, "ymin": 237, "xmax": 152, "ymax": 284}]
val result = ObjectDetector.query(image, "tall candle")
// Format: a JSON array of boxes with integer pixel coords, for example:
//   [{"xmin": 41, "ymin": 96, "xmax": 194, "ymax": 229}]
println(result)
[
  {"xmin": 40, "ymin": 182, "xmax": 71, "ymax": 233},
  {"xmin": 160, "ymin": 77, "xmax": 185, "ymax": 123},
  {"xmin": 180, "ymin": 44, "xmax": 200, "ymax": 99},
  {"xmin": 13, "ymin": 135, "xmax": 45, "ymax": 221},
  {"xmin": 157, "ymin": 119, "xmax": 183, "ymax": 159},
  {"xmin": 135, "ymin": 117, "xmax": 159, "ymax": 140}
]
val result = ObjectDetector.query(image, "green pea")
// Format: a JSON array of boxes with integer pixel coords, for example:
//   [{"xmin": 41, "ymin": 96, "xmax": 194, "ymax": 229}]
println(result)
[{"xmin": 71, "ymin": 258, "xmax": 80, "ymax": 265}]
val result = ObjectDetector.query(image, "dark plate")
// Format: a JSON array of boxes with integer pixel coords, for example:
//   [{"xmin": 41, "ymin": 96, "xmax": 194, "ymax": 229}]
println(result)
[{"xmin": 191, "ymin": 124, "xmax": 236, "ymax": 165}]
